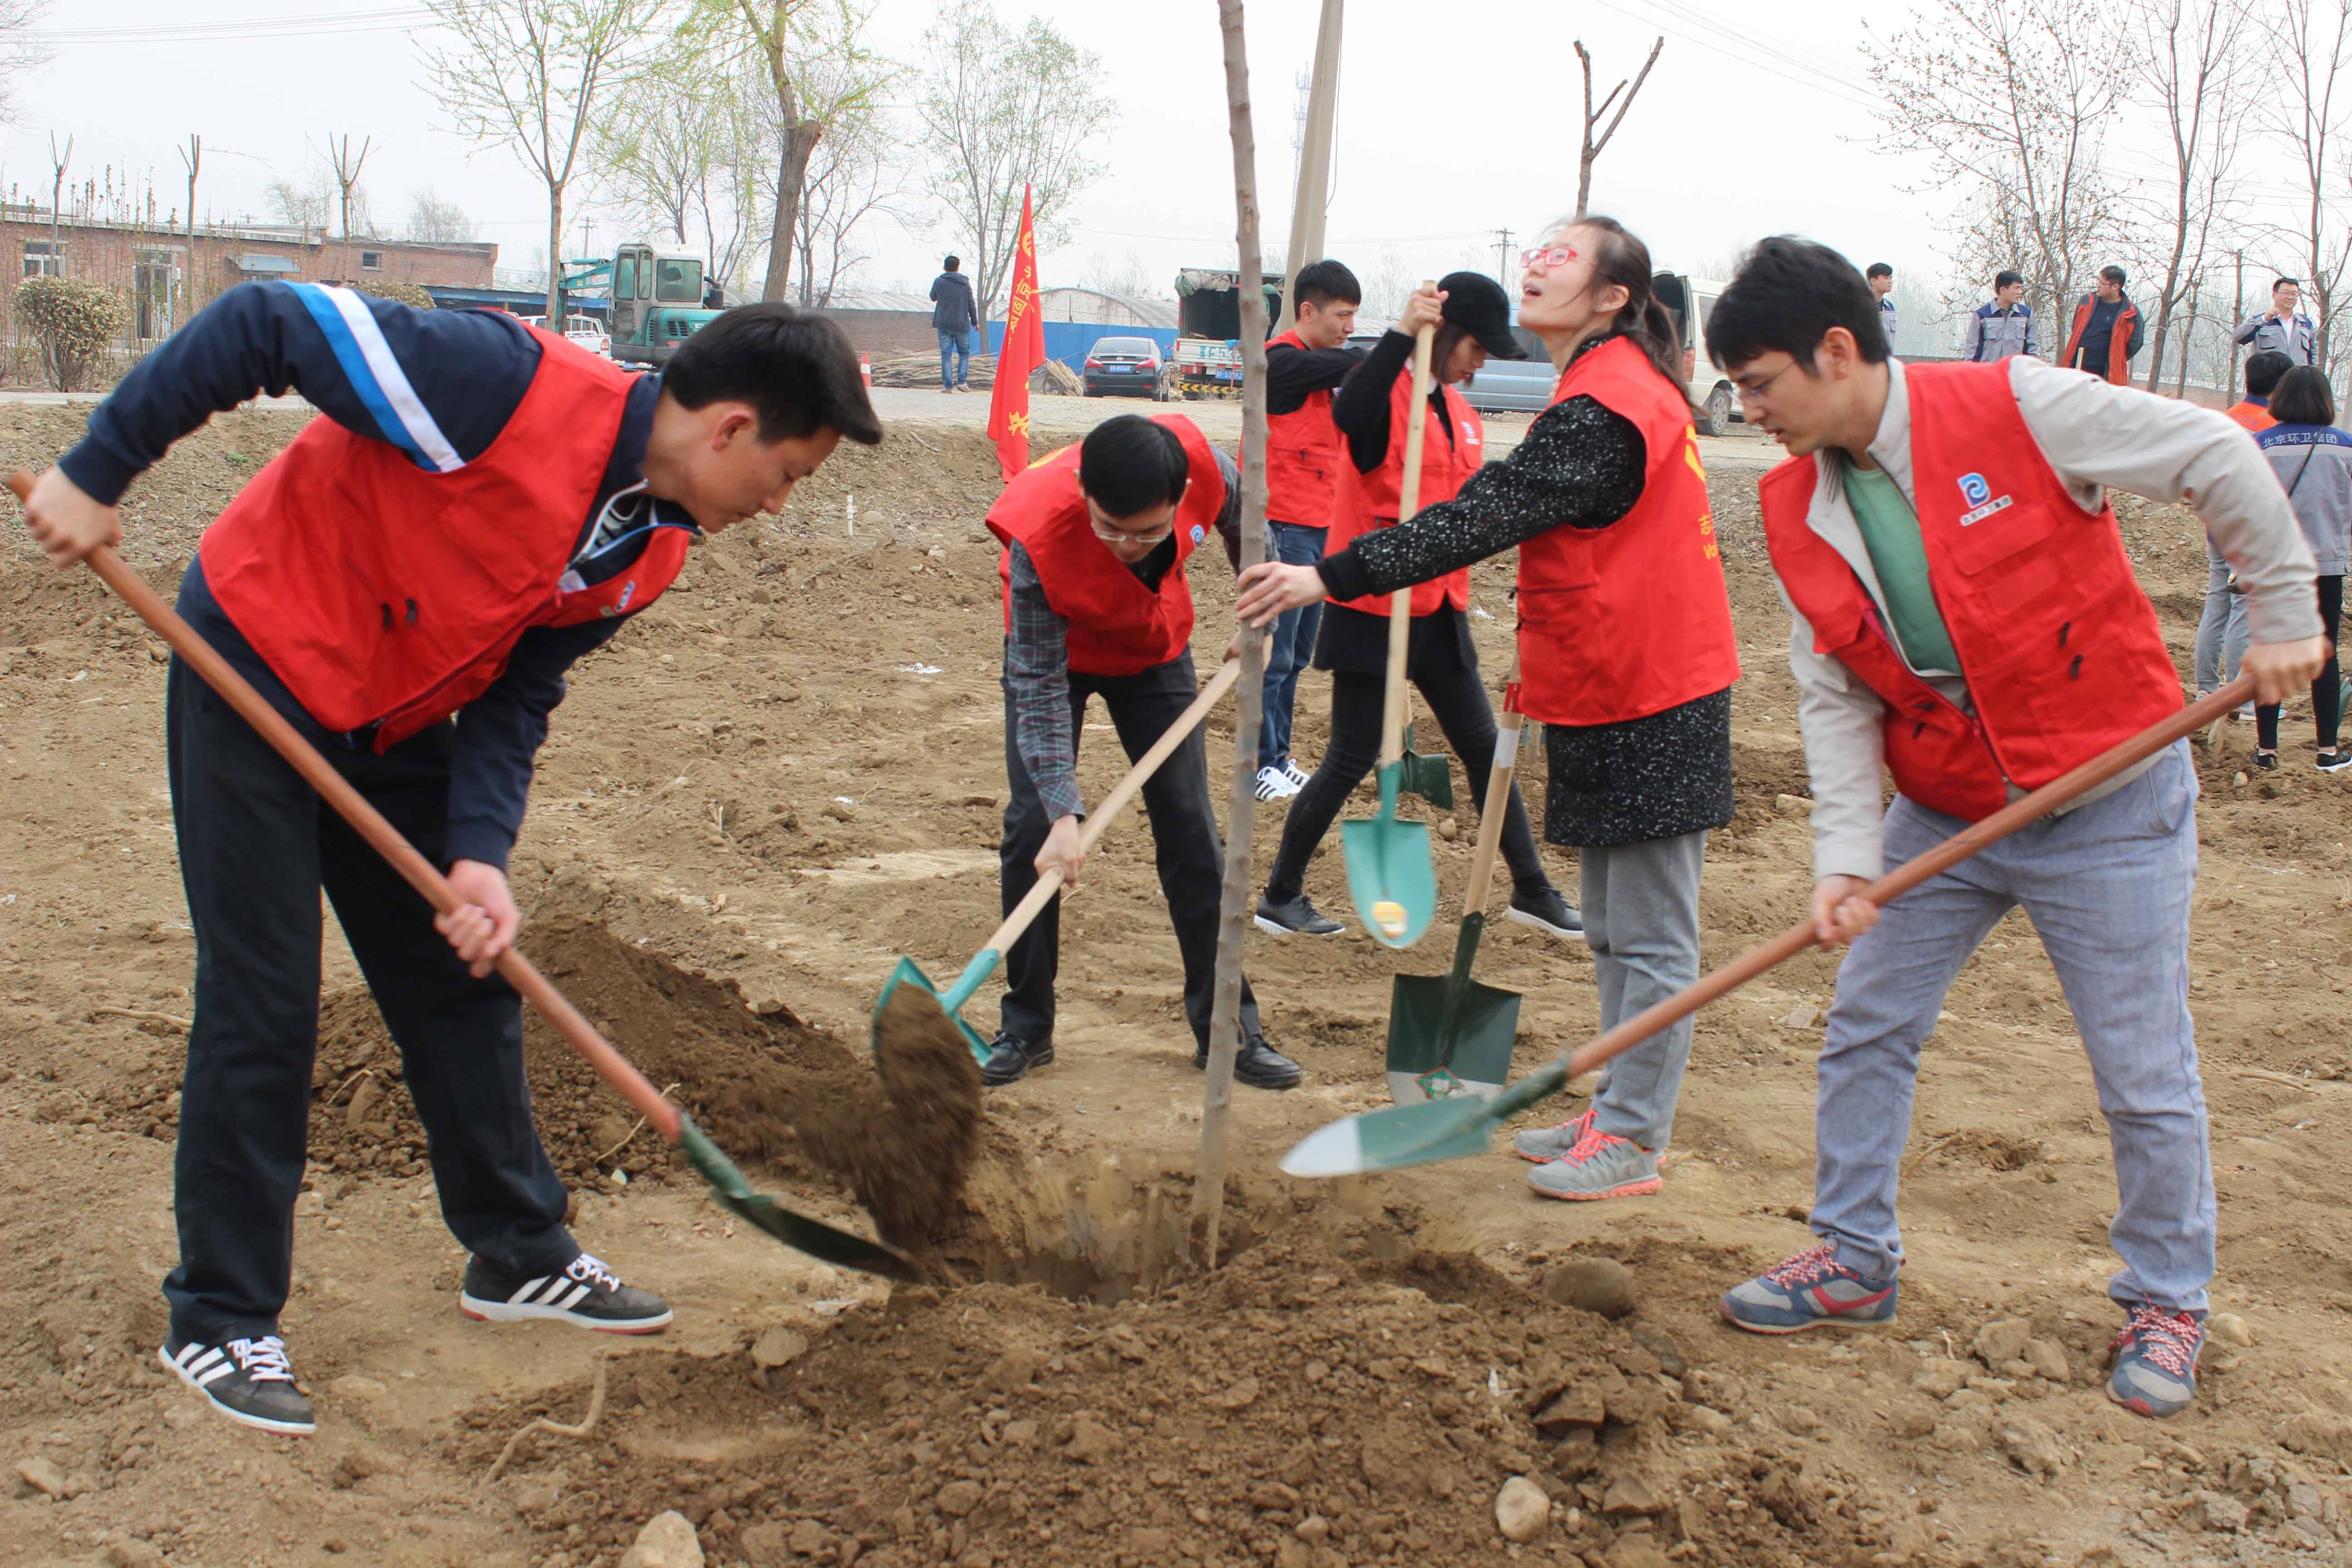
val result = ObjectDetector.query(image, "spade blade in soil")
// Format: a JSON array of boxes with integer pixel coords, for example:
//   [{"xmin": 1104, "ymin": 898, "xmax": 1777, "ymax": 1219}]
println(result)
[
  {"xmin": 1398, "ymin": 721, "xmax": 1454, "ymax": 810},
  {"xmin": 675, "ymin": 1114, "xmax": 920, "ymax": 1282},
  {"xmin": 1341, "ymin": 761, "xmax": 1437, "ymax": 950},
  {"xmin": 1386, "ymin": 916, "xmax": 1520, "ymax": 1105},
  {"xmin": 871, "ymin": 956, "xmax": 992, "ymax": 1066},
  {"xmin": 1279, "ymin": 1094, "xmax": 1499, "ymax": 1178}
]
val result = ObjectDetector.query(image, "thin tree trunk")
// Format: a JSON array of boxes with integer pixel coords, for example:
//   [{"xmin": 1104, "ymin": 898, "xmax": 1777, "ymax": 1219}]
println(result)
[
  {"xmin": 762, "ymin": 121, "xmax": 820, "ymax": 302},
  {"xmin": 1195, "ymin": 0, "xmax": 1274, "ymax": 1268},
  {"xmin": 547, "ymin": 183, "xmax": 566, "ymax": 326}
]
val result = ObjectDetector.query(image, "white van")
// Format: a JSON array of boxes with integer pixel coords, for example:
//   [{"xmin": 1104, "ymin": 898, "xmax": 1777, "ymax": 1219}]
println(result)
[{"xmin": 1652, "ymin": 274, "xmax": 1738, "ymax": 435}]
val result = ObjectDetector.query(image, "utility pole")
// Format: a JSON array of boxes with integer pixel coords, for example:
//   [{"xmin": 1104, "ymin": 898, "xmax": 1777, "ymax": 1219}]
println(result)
[
  {"xmin": 1274, "ymin": 0, "xmax": 1343, "ymax": 337},
  {"xmin": 1493, "ymin": 227, "xmax": 1515, "ymax": 287},
  {"xmin": 178, "ymin": 135, "xmax": 201, "ymax": 329}
]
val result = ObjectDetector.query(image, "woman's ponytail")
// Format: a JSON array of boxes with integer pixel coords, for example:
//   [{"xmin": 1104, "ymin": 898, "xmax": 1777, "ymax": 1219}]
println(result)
[{"xmin": 1576, "ymin": 214, "xmax": 1698, "ymax": 414}]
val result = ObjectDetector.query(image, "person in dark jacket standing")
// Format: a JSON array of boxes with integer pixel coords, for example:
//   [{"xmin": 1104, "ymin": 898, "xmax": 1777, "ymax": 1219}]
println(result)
[
  {"xmin": 1239, "ymin": 220, "xmax": 1739, "ymax": 1204},
  {"xmin": 17, "ymin": 285, "xmax": 883, "ymax": 1436},
  {"xmin": 2234, "ymin": 277, "xmax": 2319, "ymax": 366},
  {"xmin": 2063, "ymin": 266, "xmax": 2144, "ymax": 383},
  {"xmin": 931, "ymin": 255, "xmax": 980, "ymax": 393}
]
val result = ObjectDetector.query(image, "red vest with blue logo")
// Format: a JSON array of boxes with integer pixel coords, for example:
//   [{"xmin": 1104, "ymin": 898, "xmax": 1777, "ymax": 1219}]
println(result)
[
  {"xmin": 1758, "ymin": 360, "xmax": 2182, "ymax": 821},
  {"xmin": 201, "ymin": 324, "xmax": 686, "ymax": 750},
  {"xmin": 1324, "ymin": 367, "xmax": 1480, "ymax": 617},
  {"xmin": 1514, "ymin": 336, "xmax": 1740, "ymax": 726},
  {"xmin": 1259, "ymin": 330, "xmax": 1344, "ymax": 529},
  {"xmin": 987, "ymin": 413, "xmax": 1225, "ymax": 677}
]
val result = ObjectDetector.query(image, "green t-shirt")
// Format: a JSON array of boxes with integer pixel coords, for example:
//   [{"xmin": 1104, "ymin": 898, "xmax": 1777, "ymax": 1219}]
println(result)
[{"xmin": 1840, "ymin": 457, "xmax": 1960, "ymax": 674}]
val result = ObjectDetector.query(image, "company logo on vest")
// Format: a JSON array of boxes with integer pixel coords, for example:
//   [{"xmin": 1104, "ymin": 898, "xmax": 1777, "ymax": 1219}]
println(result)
[{"xmin": 1956, "ymin": 470, "xmax": 2013, "ymax": 527}]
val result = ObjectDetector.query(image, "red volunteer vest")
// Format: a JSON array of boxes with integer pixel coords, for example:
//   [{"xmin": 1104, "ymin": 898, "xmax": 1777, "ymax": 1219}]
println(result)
[
  {"xmin": 1259, "ymin": 331, "xmax": 1343, "ymax": 529},
  {"xmin": 987, "ymin": 413, "xmax": 1225, "ymax": 677},
  {"xmin": 1514, "ymin": 336, "xmax": 1740, "ymax": 725},
  {"xmin": 1758, "ymin": 360, "xmax": 2183, "ymax": 821},
  {"xmin": 2062, "ymin": 298, "xmax": 2139, "ymax": 385},
  {"xmin": 1323, "ymin": 368, "xmax": 1481, "ymax": 617},
  {"xmin": 202, "ymin": 324, "xmax": 686, "ymax": 750}
]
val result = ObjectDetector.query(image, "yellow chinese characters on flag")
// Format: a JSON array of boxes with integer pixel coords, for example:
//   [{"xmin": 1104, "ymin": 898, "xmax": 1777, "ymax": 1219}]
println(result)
[{"xmin": 987, "ymin": 184, "xmax": 1047, "ymax": 484}]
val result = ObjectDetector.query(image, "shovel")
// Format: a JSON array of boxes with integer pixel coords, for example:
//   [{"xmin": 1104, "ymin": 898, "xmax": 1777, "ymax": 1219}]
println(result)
[
  {"xmin": 1397, "ymin": 704, "xmax": 1455, "ymax": 811},
  {"xmin": 1341, "ymin": 309, "xmax": 1441, "ymax": 949},
  {"xmin": 1286, "ymin": 673, "xmax": 2255, "ymax": 1178},
  {"xmin": 6, "ymin": 471, "xmax": 920, "ymax": 1284},
  {"xmin": 1384, "ymin": 653, "xmax": 1526, "ymax": 1103},
  {"xmin": 872, "ymin": 657, "xmax": 1242, "ymax": 1064}
]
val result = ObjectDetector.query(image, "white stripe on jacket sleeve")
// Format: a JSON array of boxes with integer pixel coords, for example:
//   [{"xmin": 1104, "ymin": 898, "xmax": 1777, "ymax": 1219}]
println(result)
[{"xmin": 318, "ymin": 285, "xmax": 466, "ymax": 474}]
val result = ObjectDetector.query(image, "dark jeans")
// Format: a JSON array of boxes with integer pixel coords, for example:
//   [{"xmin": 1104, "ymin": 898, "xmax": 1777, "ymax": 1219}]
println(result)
[
  {"xmin": 1264, "ymin": 627, "xmax": 1550, "ymax": 902},
  {"xmin": 1257, "ymin": 521, "xmax": 1326, "ymax": 769},
  {"xmin": 939, "ymin": 328, "xmax": 973, "ymax": 390},
  {"xmin": 163, "ymin": 648, "xmax": 575, "ymax": 1344},
  {"xmin": 999, "ymin": 651, "xmax": 1261, "ymax": 1049},
  {"xmin": 2257, "ymin": 573, "xmax": 2346, "ymax": 751}
]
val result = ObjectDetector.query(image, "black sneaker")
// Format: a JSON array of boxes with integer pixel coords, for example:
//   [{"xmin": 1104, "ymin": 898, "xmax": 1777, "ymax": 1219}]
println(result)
[
  {"xmin": 2320, "ymin": 749, "xmax": 2351, "ymax": 774},
  {"xmin": 1193, "ymin": 1035, "xmax": 1304, "ymax": 1091},
  {"xmin": 981, "ymin": 1030, "xmax": 1054, "ymax": 1087},
  {"xmin": 1255, "ymin": 892, "xmax": 1343, "ymax": 936},
  {"xmin": 159, "ymin": 1334, "xmax": 315, "ymax": 1436},
  {"xmin": 2254, "ymin": 750, "xmax": 2280, "ymax": 770},
  {"xmin": 459, "ymin": 1252, "xmax": 673, "ymax": 1334},
  {"xmin": 1506, "ymin": 886, "xmax": 1587, "ymax": 941}
]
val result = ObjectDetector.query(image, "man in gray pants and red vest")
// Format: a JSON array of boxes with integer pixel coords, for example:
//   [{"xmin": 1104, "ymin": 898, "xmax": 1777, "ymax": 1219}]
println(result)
[{"xmin": 1702, "ymin": 239, "xmax": 2323, "ymax": 1420}]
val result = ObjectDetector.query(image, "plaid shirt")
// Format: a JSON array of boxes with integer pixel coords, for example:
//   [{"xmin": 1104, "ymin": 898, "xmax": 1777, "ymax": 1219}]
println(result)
[{"xmin": 1004, "ymin": 449, "xmax": 1241, "ymax": 819}]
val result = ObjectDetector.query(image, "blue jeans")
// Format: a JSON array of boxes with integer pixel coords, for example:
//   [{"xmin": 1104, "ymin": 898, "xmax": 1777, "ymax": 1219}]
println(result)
[
  {"xmin": 1257, "ymin": 521, "xmax": 1326, "ymax": 769},
  {"xmin": 1810, "ymin": 743, "xmax": 2211, "ymax": 1312},
  {"xmin": 2194, "ymin": 540, "xmax": 2250, "ymax": 700},
  {"xmin": 939, "ymin": 328, "xmax": 972, "ymax": 390}
]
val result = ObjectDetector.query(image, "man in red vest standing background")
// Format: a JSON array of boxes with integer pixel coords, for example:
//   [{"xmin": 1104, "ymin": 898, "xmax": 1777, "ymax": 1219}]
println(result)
[
  {"xmin": 17, "ymin": 284, "xmax": 881, "ymax": 1436},
  {"xmin": 2063, "ymin": 265, "xmax": 2145, "ymax": 383},
  {"xmin": 1250, "ymin": 258, "xmax": 1364, "ymax": 804},
  {"xmin": 981, "ymin": 412, "xmax": 1301, "ymax": 1093},
  {"xmin": 1703, "ymin": 239, "xmax": 2323, "ymax": 1421}
]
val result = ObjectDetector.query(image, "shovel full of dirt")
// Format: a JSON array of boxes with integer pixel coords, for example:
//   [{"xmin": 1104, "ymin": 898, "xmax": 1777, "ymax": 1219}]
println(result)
[
  {"xmin": 872, "ymin": 657, "xmax": 1243, "ymax": 1065},
  {"xmin": 8, "ymin": 470, "xmax": 922, "ymax": 1284}
]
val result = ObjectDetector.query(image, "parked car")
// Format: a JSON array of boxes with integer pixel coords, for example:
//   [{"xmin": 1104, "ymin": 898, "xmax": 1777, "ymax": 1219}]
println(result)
[
  {"xmin": 521, "ymin": 313, "xmax": 612, "ymax": 358},
  {"xmin": 1082, "ymin": 336, "xmax": 1168, "ymax": 398},
  {"xmin": 1342, "ymin": 327, "xmax": 1555, "ymax": 414}
]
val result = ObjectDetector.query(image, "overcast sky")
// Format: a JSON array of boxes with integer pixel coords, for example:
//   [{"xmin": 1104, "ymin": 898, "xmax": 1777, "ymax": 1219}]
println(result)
[{"xmin": 3, "ymin": 0, "xmax": 2321, "ymax": 330}]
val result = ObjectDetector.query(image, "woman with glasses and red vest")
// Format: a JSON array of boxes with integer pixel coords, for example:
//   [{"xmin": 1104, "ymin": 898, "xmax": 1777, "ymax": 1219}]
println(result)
[
  {"xmin": 1701, "ymin": 238, "xmax": 2323, "ymax": 1421},
  {"xmin": 18, "ymin": 287, "xmax": 881, "ymax": 1436},
  {"xmin": 980, "ymin": 413, "xmax": 1302, "ymax": 1094},
  {"xmin": 1239, "ymin": 223, "xmax": 1740, "ymax": 1206},
  {"xmin": 1250, "ymin": 272, "xmax": 1582, "ymax": 950}
]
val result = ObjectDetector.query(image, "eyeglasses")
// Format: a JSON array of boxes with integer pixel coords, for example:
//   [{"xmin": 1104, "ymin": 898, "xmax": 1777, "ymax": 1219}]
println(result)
[
  {"xmin": 1088, "ymin": 502, "xmax": 1174, "ymax": 548},
  {"xmin": 1519, "ymin": 245, "xmax": 1581, "ymax": 271},
  {"xmin": 1732, "ymin": 358, "xmax": 1804, "ymax": 404}
]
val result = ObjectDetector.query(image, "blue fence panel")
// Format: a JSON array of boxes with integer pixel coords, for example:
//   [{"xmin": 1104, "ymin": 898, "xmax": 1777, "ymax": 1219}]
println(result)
[{"xmin": 986, "ymin": 321, "xmax": 1180, "ymax": 367}]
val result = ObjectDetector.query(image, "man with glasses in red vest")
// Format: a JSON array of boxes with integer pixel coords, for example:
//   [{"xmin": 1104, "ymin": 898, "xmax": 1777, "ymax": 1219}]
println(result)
[
  {"xmin": 18, "ymin": 285, "xmax": 881, "ymax": 1436},
  {"xmin": 981, "ymin": 413, "xmax": 1302, "ymax": 1093},
  {"xmin": 1704, "ymin": 239, "xmax": 2322, "ymax": 1421}
]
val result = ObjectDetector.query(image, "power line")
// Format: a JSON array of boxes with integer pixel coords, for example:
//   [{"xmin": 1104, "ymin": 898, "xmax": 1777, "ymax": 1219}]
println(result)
[{"xmin": 28, "ymin": 7, "xmax": 435, "ymax": 44}]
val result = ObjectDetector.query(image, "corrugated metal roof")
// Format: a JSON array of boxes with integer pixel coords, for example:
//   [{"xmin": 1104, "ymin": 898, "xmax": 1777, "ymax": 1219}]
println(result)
[
  {"xmin": 1036, "ymin": 287, "xmax": 1179, "ymax": 328},
  {"xmin": 817, "ymin": 289, "xmax": 936, "ymax": 314}
]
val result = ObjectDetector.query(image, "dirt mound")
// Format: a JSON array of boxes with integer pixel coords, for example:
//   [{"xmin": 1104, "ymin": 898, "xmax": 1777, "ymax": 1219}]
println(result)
[{"xmin": 455, "ymin": 1229, "xmax": 1893, "ymax": 1568}]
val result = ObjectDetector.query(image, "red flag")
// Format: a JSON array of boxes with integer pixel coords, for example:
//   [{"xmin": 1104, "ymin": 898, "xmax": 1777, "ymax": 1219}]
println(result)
[{"xmin": 987, "ymin": 184, "xmax": 1045, "ymax": 483}]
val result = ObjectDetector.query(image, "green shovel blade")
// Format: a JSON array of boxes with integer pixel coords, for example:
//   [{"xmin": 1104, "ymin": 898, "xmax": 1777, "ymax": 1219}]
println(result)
[
  {"xmin": 1399, "ymin": 722, "xmax": 1455, "ymax": 810},
  {"xmin": 1387, "ymin": 980, "xmax": 1520, "ymax": 1104},
  {"xmin": 1341, "ymin": 761, "xmax": 1437, "ymax": 950},
  {"xmin": 675, "ymin": 1114, "xmax": 920, "ymax": 1281},
  {"xmin": 1282, "ymin": 1058, "xmax": 1572, "ymax": 1177},
  {"xmin": 871, "ymin": 955, "xmax": 994, "ymax": 1066}
]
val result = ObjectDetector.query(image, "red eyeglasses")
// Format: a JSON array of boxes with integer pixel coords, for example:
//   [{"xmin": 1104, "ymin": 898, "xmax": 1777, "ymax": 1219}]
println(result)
[{"xmin": 1519, "ymin": 245, "xmax": 1581, "ymax": 270}]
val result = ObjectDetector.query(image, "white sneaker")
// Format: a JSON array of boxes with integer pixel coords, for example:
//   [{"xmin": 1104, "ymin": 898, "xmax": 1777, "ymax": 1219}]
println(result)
[
  {"xmin": 1282, "ymin": 759, "xmax": 1313, "ymax": 790},
  {"xmin": 1253, "ymin": 765, "xmax": 1300, "ymax": 802}
]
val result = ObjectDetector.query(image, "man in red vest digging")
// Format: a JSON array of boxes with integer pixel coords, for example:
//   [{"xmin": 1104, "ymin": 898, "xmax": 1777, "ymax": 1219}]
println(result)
[
  {"xmin": 1701, "ymin": 239, "xmax": 2324, "ymax": 1420},
  {"xmin": 18, "ymin": 284, "xmax": 881, "ymax": 1435},
  {"xmin": 982, "ymin": 412, "xmax": 1301, "ymax": 1092}
]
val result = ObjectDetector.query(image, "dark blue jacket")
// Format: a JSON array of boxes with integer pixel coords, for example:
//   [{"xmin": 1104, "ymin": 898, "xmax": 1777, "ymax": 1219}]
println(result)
[
  {"xmin": 930, "ymin": 271, "xmax": 978, "ymax": 333},
  {"xmin": 60, "ymin": 280, "xmax": 688, "ymax": 870}
]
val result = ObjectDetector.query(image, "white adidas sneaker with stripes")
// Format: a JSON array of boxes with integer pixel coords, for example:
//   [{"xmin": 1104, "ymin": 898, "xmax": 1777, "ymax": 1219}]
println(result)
[{"xmin": 458, "ymin": 1251, "xmax": 673, "ymax": 1333}]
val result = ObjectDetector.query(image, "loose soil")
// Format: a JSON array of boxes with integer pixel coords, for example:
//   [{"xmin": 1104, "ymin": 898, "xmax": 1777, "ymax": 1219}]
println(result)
[{"xmin": 4, "ymin": 399, "xmax": 2352, "ymax": 1568}]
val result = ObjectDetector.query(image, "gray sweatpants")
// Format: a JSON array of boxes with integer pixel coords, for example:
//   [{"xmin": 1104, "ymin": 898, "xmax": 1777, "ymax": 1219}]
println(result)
[
  {"xmin": 2194, "ymin": 540, "xmax": 2251, "ymax": 699},
  {"xmin": 1583, "ymin": 830, "xmax": 1707, "ymax": 1150},
  {"xmin": 1811, "ymin": 743, "xmax": 2212, "ymax": 1312}
]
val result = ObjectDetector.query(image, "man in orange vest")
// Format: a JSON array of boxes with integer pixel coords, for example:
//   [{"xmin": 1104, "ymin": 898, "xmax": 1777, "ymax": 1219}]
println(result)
[
  {"xmin": 2062, "ymin": 265, "xmax": 2144, "ymax": 383},
  {"xmin": 1704, "ymin": 239, "xmax": 2323, "ymax": 1420},
  {"xmin": 982, "ymin": 413, "xmax": 1302, "ymax": 1092},
  {"xmin": 19, "ymin": 286, "xmax": 882, "ymax": 1435},
  {"xmin": 1251, "ymin": 258, "xmax": 1364, "ymax": 803}
]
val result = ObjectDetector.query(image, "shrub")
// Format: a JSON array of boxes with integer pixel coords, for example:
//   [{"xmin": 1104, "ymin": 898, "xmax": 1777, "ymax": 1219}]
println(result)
[
  {"xmin": 348, "ymin": 278, "xmax": 433, "ymax": 310},
  {"xmin": 14, "ymin": 276, "xmax": 127, "ymax": 391}
]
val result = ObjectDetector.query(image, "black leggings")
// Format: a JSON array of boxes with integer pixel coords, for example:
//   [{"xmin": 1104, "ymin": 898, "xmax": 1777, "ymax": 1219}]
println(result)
[
  {"xmin": 1264, "ymin": 635, "xmax": 1549, "ymax": 902},
  {"xmin": 2257, "ymin": 573, "xmax": 2345, "ymax": 752}
]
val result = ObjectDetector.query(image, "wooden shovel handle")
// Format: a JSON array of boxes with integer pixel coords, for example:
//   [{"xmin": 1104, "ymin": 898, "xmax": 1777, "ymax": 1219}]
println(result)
[
  {"xmin": 972, "ymin": 656, "xmax": 1243, "ymax": 957},
  {"xmin": 6, "ymin": 470, "xmax": 685, "ymax": 1145},
  {"xmin": 1458, "ymin": 649, "xmax": 1523, "ymax": 918},
  {"xmin": 1377, "ymin": 303, "xmax": 1438, "ymax": 771},
  {"xmin": 1558, "ymin": 672, "xmax": 2256, "ymax": 1085}
]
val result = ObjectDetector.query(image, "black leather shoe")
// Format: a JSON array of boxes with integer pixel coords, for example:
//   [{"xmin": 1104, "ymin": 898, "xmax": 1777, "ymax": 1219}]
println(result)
[
  {"xmin": 1193, "ymin": 1035, "xmax": 1303, "ymax": 1091},
  {"xmin": 1506, "ymin": 886, "xmax": 1587, "ymax": 941},
  {"xmin": 981, "ymin": 1031, "xmax": 1054, "ymax": 1087},
  {"xmin": 1255, "ymin": 891, "xmax": 1343, "ymax": 936}
]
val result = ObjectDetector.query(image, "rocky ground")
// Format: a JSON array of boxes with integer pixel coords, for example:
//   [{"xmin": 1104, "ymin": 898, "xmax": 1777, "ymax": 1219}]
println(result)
[{"xmin": 2, "ymin": 397, "xmax": 2352, "ymax": 1568}]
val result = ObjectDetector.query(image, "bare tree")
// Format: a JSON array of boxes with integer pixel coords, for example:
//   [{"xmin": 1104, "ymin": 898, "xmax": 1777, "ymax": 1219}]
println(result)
[
  {"xmin": 421, "ymin": 0, "xmax": 660, "ymax": 323},
  {"xmin": 2266, "ymin": 0, "xmax": 2352, "ymax": 376},
  {"xmin": 601, "ymin": 45, "xmax": 770, "ymax": 293},
  {"xmin": 916, "ymin": 10, "xmax": 1117, "ymax": 328},
  {"xmin": 264, "ymin": 173, "xmax": 332, "ymax": 232},
  {"xmin": 45, "ymin": 131, "xmax": 68, "ymax": 271},
  {"xmin": 1573, "ymin": 37, "xmax": 1663, "ymax": 220},
  {"xmin": 788, "ymin": 97, "xmax": 918, "ymax": 307},
  {"xmin": 1081, "ymin": 245, "xmax": 1160, "ymax": 301},
  {"xmin": 1869, "ymin": 0, "xmax": 2129, "ymax": 339},
  {"xmin": 405, "ymin": 188, "xmax": 478, "ymax": 242},
  {"xmin": 1360, "ymin": 245, "xmax": 1414, "ymax": 322},
  {"xmin": 2128, "ymin": 0, "xmax": 2249, "ymax": 391},
  {"xmin": 0, "ymin": 0, "xmax": 54, "ymax": 126},
  {"xmin": 326, "ymin": 133, "xmax": 374, "ymax": 280}
]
